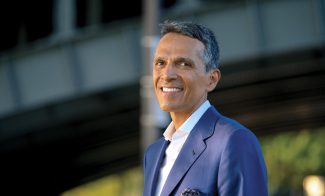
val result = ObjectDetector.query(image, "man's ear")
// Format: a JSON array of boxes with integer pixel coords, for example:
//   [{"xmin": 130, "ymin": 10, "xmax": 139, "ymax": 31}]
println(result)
[{"xmin": 207, "ymin": 69, "xmax": 221, "ymax": 92}]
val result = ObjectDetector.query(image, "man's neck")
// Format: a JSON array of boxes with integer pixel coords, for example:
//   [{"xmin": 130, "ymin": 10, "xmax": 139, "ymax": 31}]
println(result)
[
  {"xmin": 170, "ymin": 100, "xmax": 208, "ymax": 129},
  {"xmin": 170, "ymin": 112, "xmax": 190, "ymax": 130}
]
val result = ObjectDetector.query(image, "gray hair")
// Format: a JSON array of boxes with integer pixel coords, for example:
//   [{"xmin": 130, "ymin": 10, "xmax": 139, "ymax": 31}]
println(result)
[{"xmin": 159, "ymin": 20, "xmax": 220, "ymax": 71}]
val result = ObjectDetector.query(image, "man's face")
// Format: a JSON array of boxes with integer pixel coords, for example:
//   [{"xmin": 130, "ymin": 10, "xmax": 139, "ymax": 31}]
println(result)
[{"xmin": 153, "ymin": 33, "xmax": 219, "ymax": 117}]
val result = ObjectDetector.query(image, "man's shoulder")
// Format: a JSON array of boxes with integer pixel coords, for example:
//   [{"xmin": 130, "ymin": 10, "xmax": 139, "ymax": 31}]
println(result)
[
  {"xmin": 144, "ymin": 137, "xmax": 166, "ymax": 155},
  {"xmin": 217, "ymin": 116, "xmax": 248, "ymax": 131},
  {"xmin": 211, "ymin": 114, "xmax": 261, "ymax": 148},
  {"xmin": 209, "ymin": 108, "xmax": 258, "ymax": 142},
  {"xmin": 208, "ymin": 106, "xmax": 249, "ymax": 133}
]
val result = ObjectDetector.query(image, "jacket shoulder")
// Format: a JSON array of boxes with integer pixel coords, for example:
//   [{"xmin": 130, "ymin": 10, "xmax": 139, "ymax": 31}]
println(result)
[
  {"xmin": 211, "ymin": 114, "xmax": 262, "ymax": 151},
  {"xmin": 144, "ymin": 137, "xmax": 165, "ymax": 156},
  {"xmin": 215, "ymin": 115, "xmax": 256, "ymax": 136}
]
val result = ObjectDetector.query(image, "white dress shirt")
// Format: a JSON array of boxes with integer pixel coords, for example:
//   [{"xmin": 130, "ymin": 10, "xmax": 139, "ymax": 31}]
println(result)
[{"xmin": 155, "ymin": 100, "xmax": 211, "ymax": 196}]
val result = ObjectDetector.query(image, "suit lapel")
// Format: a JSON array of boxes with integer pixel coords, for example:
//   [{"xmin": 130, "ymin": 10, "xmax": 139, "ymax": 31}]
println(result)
[
  {"xmin": 160, "ymin": 107, "xmax": 220, "ymax": 195},
  {"xmin": 146, "ymin": 139, "xmax": 170, "ymax": 196}
]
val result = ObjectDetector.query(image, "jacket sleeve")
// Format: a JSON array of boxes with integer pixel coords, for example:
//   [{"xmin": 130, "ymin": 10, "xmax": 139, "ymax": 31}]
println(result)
[{"xmin": 217, "ymin": 129, "xmax": 268, "ymax": 196}]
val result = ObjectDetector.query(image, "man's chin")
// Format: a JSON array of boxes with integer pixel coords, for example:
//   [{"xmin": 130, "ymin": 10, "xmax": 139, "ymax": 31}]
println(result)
[{"xmin": 159, "ymin": 104, "xmax": 181, "ymax": 112}]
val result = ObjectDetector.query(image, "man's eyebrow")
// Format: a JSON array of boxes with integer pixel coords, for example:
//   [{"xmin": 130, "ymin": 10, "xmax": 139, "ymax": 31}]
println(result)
[
  {"xmin": 174, "ymin": 57, "xmax": 195, "ymax": 64},
  {"xmin": 153, "ymin": 57, "xmax": 166, "ymax": 62},
  {"xmin": 153, "ymin": 56, "xmax": 195, "ymax": 64}
]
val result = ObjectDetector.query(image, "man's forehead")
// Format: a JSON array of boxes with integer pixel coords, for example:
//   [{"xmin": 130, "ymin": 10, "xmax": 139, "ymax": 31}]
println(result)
[
  {"xmin": 156, "ymin": 36, "xmax": 203, "ymax": 55},
  {"xmin": 159, "ymin": 32, "xmax": 203, "ymax": 46},
  {"xmin": 154, "ymin": 46, "xmax": 204, "ymax": 62}
]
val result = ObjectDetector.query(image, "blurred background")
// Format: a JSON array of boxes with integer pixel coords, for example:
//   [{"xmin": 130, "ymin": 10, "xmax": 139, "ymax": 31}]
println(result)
[{"xmin": 0, "ymin": 0, "xmax": 324, "ymax": 195}]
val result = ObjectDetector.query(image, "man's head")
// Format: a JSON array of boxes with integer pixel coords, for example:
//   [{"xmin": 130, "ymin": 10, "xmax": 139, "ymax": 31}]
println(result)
[
  {"xmin": 160, "ymin": 20, "xmax": 220, "ymax": 72},
  {"xmin": 153, "ymin": 20, "xmax": 221, "ymax": 119}
]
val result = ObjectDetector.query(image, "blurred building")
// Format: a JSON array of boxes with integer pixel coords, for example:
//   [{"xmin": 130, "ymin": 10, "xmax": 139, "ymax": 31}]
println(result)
[{"xmin": 0, "ymin": 0, "xmax": 324, "ymax": 195}]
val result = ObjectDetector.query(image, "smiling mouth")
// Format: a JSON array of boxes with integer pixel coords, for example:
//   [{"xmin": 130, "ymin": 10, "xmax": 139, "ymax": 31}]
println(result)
[{"xmin": 161, "ymin": 87, "xmax": 183, "ymax": 92}]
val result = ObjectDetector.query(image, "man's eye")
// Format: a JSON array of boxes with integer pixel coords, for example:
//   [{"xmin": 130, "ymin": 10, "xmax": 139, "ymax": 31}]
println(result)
[
  {"xmin": 155, "ymin": 61, "xmax": 165, "ymax": 67},
  {"xmin": 179, "ymin": 62, "xmax": 191, "ymax": 67}
]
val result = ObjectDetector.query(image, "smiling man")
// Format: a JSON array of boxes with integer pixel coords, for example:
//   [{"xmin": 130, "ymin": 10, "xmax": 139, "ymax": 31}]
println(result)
[{"xmin": 143, "ymin": 20, "xmax": 268, "ymax": 196}]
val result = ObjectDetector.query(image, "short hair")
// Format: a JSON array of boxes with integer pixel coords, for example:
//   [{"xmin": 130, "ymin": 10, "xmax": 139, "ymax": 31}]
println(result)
[{"xmin": 159, "ymin": 20, "xmax": 220, "ymax": 71}]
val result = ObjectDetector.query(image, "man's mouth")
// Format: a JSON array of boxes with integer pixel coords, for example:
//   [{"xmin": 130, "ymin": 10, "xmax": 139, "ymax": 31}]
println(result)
[{"xmin": 161, "ymin": 87, "xmax": 182, "ymax": 92}]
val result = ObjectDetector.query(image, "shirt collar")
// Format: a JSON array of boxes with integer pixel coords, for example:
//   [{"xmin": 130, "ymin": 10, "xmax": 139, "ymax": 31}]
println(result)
[{"xmin": 163, "ymin": 100, "xmax": 211, "ymax": 141}]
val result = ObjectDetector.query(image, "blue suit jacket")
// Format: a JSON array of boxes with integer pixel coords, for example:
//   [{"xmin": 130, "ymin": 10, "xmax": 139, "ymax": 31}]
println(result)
[{"xmin": 143, "ymin": 106, "xmax": 268, "ymax": 196}]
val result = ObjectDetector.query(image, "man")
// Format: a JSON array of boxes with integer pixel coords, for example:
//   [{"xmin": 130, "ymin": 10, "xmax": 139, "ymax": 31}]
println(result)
[{"xmin": 143, "ymin": 20, "xmax": 268, "ymax": 196}]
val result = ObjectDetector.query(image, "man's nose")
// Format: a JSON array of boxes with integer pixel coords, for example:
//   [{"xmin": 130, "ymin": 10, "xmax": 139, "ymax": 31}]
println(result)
[{"xmin": 161, "ymin": 64, "xmax": 177, "ymax": 81}]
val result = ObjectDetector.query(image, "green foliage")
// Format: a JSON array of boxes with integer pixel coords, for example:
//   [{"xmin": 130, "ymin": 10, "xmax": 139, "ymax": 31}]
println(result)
[
  {"xmin": 260, "ymin": 128, "xmax": 325, "ymax": 195},
  {"xmin": 61, "ymin": 167, "xmax": 143, "ymax": 196}
]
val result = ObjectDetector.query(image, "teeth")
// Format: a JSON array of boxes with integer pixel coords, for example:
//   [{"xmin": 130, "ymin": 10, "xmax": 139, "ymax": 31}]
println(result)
[{"xmin": 162, "ymin": 87, "xmax": 181, "ymax": 92}]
